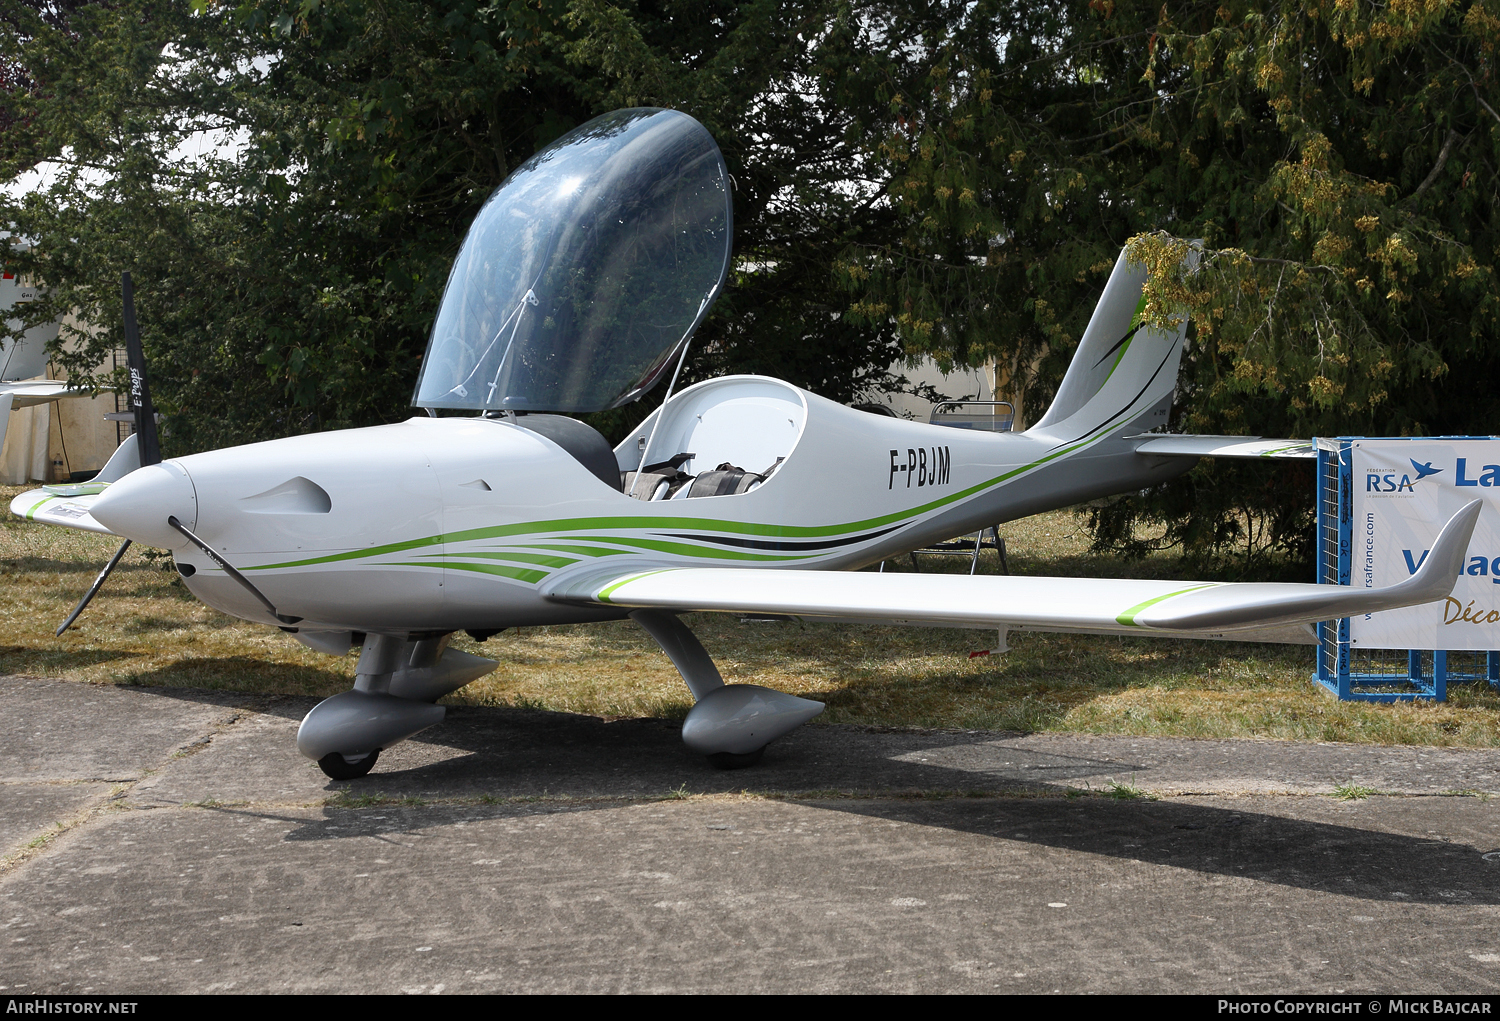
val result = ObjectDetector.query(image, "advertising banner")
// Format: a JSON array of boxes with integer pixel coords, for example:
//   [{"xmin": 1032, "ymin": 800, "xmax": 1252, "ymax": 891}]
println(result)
[{"xmin": 1349, "ymin": 439, "xmax": 1500, "ymax": 650}]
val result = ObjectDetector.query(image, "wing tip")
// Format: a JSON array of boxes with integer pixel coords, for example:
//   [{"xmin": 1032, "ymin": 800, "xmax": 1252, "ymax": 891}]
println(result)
[{"xmin": 1411, "ymin": 498, "xmax": 1484, "ymax": 600}]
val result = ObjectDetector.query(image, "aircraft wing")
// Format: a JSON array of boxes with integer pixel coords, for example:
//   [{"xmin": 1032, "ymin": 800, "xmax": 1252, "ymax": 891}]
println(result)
[
  {"xmin": 0, "ymin": 379, "xmax": 89, "ymax": 409},
  {"xmin": 6, "ymin": 435, "xmax": 140, "ymax": 537},
  {"xmin": 1132, "ymin": 435, "xmax": 1316, "ymax": 459},
  {"xmin": 545, "ymin": 501, "xmax": 1480, "ymax": 638},
  {"xmin": 9, "ymin": 488, "xmax": 115, "ymax": 535},
  {"xmin": 0, "ymin": 382, "xmax": 102, "ymax": 462}
]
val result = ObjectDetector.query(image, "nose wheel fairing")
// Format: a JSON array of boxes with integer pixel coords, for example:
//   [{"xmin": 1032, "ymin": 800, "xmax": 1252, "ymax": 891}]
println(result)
[
  {"xmin": 297, "ymin": 689, "xmax": 445, "ymax": 763},
  {"xmin": 297, "ymin": 634, "xmax": 498, "ymax": 778}
]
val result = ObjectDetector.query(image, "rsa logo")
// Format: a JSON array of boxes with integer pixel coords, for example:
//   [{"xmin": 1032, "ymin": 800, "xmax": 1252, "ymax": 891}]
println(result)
[
  {"xmin": 889, "ymin": 446, "xmax": 951, "ymax": 489},
  {"xmin": 1367, "ymin": 457, "xmax": 1500, "ymax": 492}
]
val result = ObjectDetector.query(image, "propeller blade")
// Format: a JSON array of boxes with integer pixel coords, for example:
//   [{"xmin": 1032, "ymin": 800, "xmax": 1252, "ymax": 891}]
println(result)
[
  {"xmin": 55, "ymin": 539, "xmax": 132, "ymax": 636},
  {"xmin": 120, "ymin": 272, "xmax": 161, "ymax": 467},
  {"xmin": 166, "ymin": 515, "xmax": 302, "ymax": 625}
]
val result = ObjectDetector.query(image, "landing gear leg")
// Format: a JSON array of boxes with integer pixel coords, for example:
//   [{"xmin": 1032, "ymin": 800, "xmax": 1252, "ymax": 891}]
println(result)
[
  {"xmin": 630, "ymin": 609, "xmax": 824, "ymax": 768},
  {"xmin": 296, "ymin": 633, "xmax": 500, "ymax": 777},
  {"xmin": 296, "ymin": 634, "xmax": 443, "ymax": 778}
]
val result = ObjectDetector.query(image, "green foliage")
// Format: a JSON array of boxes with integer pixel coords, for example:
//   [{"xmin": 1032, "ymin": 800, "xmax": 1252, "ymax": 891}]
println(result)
[
  {"xmin": 1104, "ymin": 776, "xmax": 1155, "ymax": 800},
  {"xmin": 0, "ymin": 0, "xmax": 909, "ymax": 454},
  {"xmin": 2, "ymin": 0, "xmax": 593, "ymax": 450},
  {"xmin": 4, "ymin": 0, "xmax": 1496, "ymax": 573},
  {"xmin": 838, "ymin": 0, "xmax": 1500, "ymax": 575}
]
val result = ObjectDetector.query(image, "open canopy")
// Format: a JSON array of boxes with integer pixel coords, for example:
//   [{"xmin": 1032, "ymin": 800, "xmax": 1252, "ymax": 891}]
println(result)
[{"xmin": 413, "ymin": 108, "xmax": 733, "ymax": 414}]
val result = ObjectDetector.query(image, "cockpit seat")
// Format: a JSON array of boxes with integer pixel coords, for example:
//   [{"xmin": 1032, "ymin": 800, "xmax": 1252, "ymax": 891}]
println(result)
[
  {"xmin": 509, "ymin": 414, "xmax": 623, "ymax": 492},
  {"xmin": 620, "ymin": 455, "xmax": 784, "ymax": 501},
  {"xmin": 621, "ymin": 470, "xmax": 676, "ymax": 500},
  {"xmin": 686, "ymin": 464, "xmax": 763, "ymax": 497}
]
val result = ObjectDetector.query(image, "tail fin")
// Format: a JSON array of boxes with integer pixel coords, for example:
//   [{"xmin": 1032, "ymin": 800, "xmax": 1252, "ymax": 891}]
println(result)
[{"xmin": 1028, "ymin": 248, "xmax": 1189, "ymax": 439}]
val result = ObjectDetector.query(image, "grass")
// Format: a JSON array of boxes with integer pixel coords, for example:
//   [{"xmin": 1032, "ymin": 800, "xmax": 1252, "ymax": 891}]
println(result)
[
  {"xmin": 1104, "ymin": 777, "xmax": 1156, "ymax": 801},
  {"xmin": 4, "ymin": 483, "xmax": 1500, "ymax": 747},
  {"xmin": 1332, "ymin": 782, "xmax": 1380, "ymax": 801}
]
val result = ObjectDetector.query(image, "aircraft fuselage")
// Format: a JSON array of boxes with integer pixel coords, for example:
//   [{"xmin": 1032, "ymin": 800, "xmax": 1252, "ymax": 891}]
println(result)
[{"xmin": 87, "ymin": 375, "xmax": 1190, "ymax": 635}]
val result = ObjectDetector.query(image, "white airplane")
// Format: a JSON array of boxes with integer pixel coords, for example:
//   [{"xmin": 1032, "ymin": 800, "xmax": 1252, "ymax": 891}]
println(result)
[
  {"xmin": 0, "ymin": 263, "xmax": 96, "ymax": 463},
  {"xmin": 9, "ymin": 109, "xmax": 1480, "ymax": 780}
]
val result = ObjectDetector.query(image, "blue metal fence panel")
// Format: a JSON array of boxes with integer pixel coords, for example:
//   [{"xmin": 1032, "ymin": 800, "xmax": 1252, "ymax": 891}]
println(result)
[{"xmin": 1312, "ymin": 437, "xmax": 1498, "ymax": 701}]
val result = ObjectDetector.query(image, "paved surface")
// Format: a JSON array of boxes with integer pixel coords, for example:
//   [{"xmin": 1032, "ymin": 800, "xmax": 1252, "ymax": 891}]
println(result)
[{"xmin": 2, "ymin": 675, "xmax": 1500, "ymax": 993}]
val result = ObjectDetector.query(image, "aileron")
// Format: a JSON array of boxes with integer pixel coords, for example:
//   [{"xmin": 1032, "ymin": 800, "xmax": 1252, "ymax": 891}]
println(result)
[{"xmin": 1133, "ymin": 435, "xmax": 1315, "ymax": 459}]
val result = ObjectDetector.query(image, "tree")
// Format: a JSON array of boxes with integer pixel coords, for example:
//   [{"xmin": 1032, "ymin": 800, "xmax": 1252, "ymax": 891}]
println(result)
[
  {"xmin": 0, "ymin": 0, "xmax": 910, "ymax": 455},
  {"xmin": 837, "ymin": 0, "xmax": 1500, "ymax": 575},
  {"xmin": 11, "ymin": 0, "xmax": 1490, "ymax": 575}
]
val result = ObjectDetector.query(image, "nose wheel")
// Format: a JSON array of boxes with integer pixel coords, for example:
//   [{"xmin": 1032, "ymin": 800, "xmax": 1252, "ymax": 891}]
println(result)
[{"xmin": 318, "ymin": 749, "xmax": 380, "ymax": 780}]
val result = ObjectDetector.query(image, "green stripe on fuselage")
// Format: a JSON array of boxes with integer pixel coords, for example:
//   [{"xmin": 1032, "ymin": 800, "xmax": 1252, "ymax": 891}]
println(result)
[
  {"xmin": 246, "ymin": 397, "xmax": 1150, "ymax": 574},
  {"xmin": 390, "ymin": 560, "xmax": 550, "ymax": 584},
  {"xmin": 566, "ymin": 535, "xmax": 810, "ymax": 562},
  {"xmin": 414, "ymin": 550, "xmax": 579, "ymax": 569},
  {"xmin": 513, "ymin": 543, "xmax": 636, "ymax": 558}
]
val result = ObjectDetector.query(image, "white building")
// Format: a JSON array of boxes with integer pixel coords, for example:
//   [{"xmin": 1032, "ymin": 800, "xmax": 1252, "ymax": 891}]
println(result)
[{"xmin": 0, "ymin": 268, "xmax": 120, "ymax": 485}]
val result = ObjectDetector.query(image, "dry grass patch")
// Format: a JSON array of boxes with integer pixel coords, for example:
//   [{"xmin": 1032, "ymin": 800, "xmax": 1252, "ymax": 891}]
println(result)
[
  {"xmin": 0, "ymin": 486, "xmax": 355, "ymax": 694},
  {"xmin": 4, "ymin": 484, "xmax": 1498, "ymax": 746}
]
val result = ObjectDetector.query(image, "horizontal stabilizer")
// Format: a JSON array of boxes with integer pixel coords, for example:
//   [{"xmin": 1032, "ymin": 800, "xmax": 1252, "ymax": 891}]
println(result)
[
  {"xmin": 1133, "ymin": 434, "xmax": 1315, "ymax": 459},
  {"xmin": 545, "ymin": 501, "xmax": 1480, "ymax": 639}
]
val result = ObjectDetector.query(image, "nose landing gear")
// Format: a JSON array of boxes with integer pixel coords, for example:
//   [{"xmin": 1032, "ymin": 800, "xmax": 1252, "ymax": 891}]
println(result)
[{"xmin": 297, "ymin": 633, "xmax": 498, "ymax": 779}]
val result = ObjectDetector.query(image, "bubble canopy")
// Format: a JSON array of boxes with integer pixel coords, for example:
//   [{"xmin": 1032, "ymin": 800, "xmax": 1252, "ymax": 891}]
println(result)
[{"xmin": 413, "ymin": 109, "xmax": 733, "ymax": 414}]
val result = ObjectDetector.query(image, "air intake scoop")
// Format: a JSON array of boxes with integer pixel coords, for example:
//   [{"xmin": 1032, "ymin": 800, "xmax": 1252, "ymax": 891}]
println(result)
[{"xmin": 239, "ymin": 476, "xmax": 333, "ymax": 515}]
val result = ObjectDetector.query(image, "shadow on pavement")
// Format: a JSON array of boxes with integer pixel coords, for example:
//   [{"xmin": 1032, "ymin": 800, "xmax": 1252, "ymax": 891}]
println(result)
[
  {"xmin": 821, "ymin": 796, "xmax": 1500, "ymax": 907},
  {"xmin": 122, "ymin": 675, "xmax": 1500, "ymax": 911},
  {"xmin": 183, "ymin": 798, "xmax": 1500, "ymax": 907},
  {"xmin": 0, "ymin": 647, "xmax": 137, "ymax": 672},
  {"xmin": 100, "ymin": 661, "xmax": 355, "ymax": 698}
]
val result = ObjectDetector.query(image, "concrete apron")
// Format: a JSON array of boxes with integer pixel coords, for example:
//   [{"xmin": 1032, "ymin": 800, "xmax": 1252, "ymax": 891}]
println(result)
[{"xmin": 2, "ymin": 674, "xmax": 1499, "ymax": 993}]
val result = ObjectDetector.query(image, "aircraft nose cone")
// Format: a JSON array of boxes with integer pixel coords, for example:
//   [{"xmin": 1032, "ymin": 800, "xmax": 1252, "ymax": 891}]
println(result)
[{"xmin": 90, "ymin": 462, "xmax": 197, "ymax": 548}]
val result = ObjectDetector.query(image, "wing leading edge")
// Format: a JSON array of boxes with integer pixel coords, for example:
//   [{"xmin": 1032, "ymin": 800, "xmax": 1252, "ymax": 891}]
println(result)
[
  {"xmin": 0, "ymin": 382, "xmax": 102, "ymax": 462},
  {"xmin": 0, "ymin": 380, "xmax": 86, "ymax": 408},
  {"xmin": 7, "ymin": 434, "xmax": 142, "ymax": 536},
  {"xmin": 545, "ymin": 501, "xmax": 1481, "ymax": 639}
]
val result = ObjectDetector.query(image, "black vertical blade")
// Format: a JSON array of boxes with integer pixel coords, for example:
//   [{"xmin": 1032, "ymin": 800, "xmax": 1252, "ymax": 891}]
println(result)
[
  {"xmin": 55, "ymin": 538, "xmax": 131, "ymax": 636},
  {"xmin": 167, "ymin": 516, "xmax": 302, "ymax": 625},
  {"xmin": 121, "ymin": 273, "xmax": 160, "ymax": 466}
]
